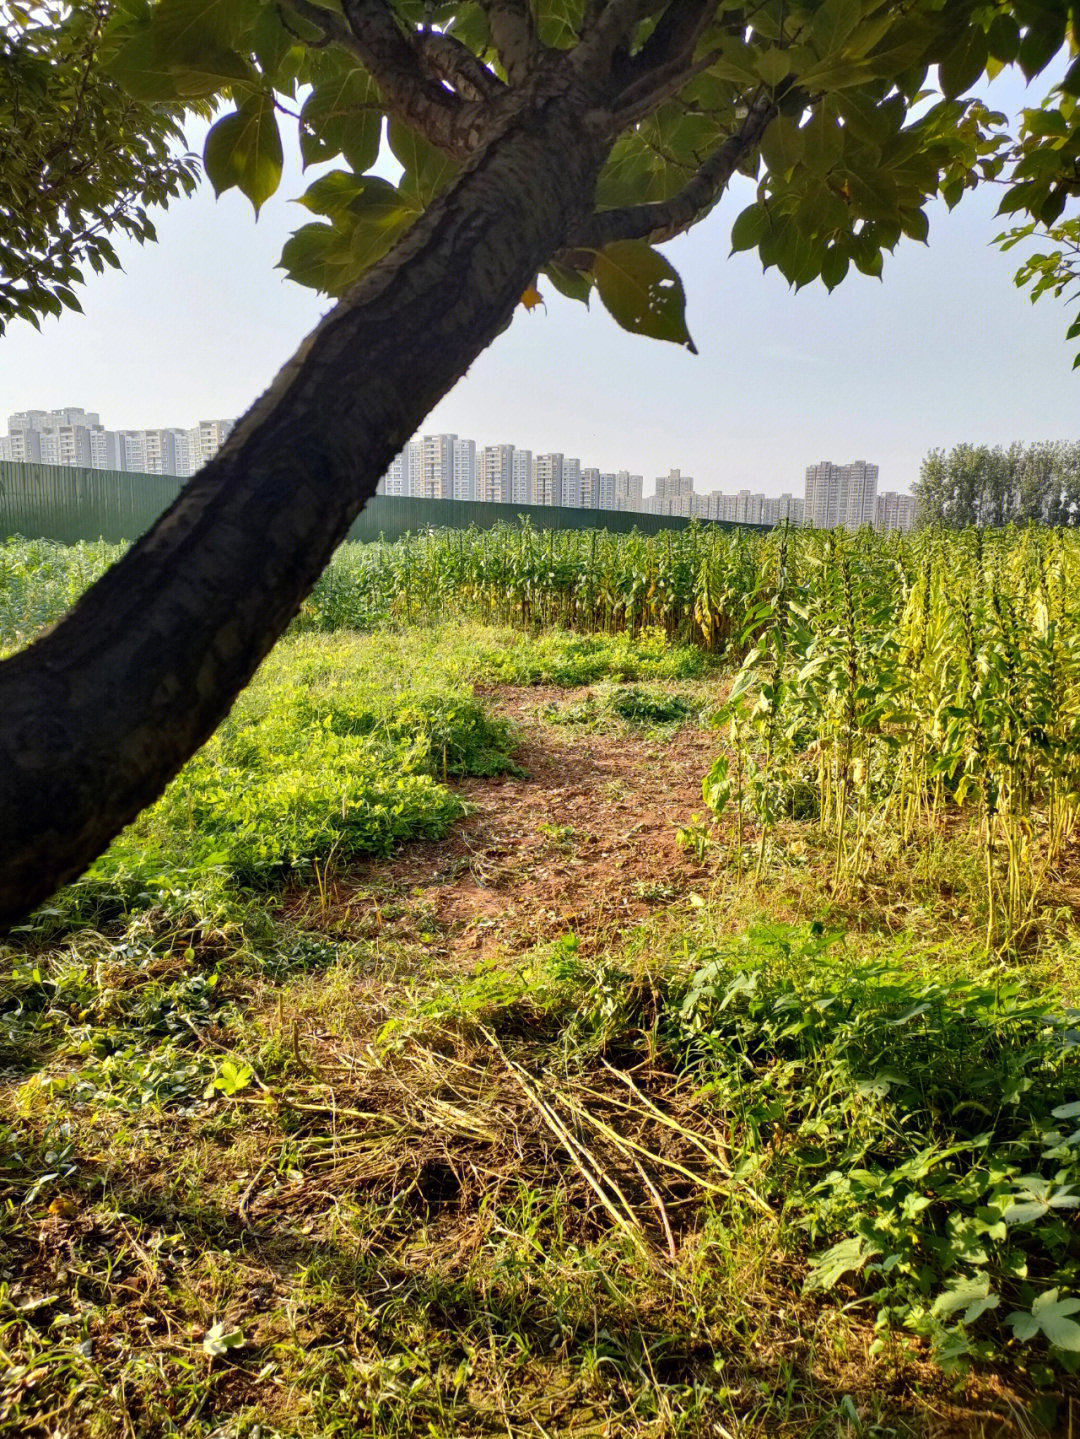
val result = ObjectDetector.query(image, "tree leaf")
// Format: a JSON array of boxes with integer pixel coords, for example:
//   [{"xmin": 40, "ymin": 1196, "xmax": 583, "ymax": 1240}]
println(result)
[
  {"xmin": 590, "ymin": 241, "xmax": 696, "ymax": 351},
  {"xmin": 939, "ymin": 27, "xmax": 988, "ymax": 100},
  {"xmin": 821, "ymin": 244, "xmax": 850, "ymax": 291},
  {"xmin": 300, "ymin": 68, "xmax": 382, "ymax": 172},
  {"xmin": 105, "ymin": 0, "xmax": 259, "ymax": 100},
  {"xmin": 388, "ymin": 119, "xmax": 459, "ymax": 206},
  {"xmin": 811, "ymin": 0, "xmax": 864, "ymax": 54},
  {"xmin": 730, "ymin": 204, "xmax": 769, "ymax": 253},
  {"xmin": 204, "ymin": 92, "xmax": 283, "ymax": 214},
  {"xmin": 543, "ymin": 262, "xmax": 591, "ymax": 305}
]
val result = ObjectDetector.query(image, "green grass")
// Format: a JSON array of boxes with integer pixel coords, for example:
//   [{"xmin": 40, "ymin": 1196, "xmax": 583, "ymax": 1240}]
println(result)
[
  {"xmin": 18, "ymin": 630, "xmax": 523, "ymax": 936},
  {"xmin": 3, "ymin": 539, "xmax": 1080, "ymax": 1435},
  {"xmin": 0, "ymin": 536, "xmax": 123, "ymax": 655},
  {"xmin": 4, "ymin": 904, "xmax": 1077, "ymax": 1437}
]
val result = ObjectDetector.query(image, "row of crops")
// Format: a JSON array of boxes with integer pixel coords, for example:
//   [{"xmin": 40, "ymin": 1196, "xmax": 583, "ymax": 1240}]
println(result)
[{"xmin": 5, "ymin": 521, "xmax": 1080, "ymax": 946}]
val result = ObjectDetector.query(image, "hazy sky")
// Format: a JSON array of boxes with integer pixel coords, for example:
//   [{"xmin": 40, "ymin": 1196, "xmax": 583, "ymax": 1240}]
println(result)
[{"xmin": 1, "ymin": 64, "xmax": 1076, "ymax": 499}]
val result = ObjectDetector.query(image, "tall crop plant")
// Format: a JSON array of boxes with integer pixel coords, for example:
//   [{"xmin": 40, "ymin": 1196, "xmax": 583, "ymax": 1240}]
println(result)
[{"xmin": 705, "ymin": 526, "xmax": 1080, "ymax": 950}]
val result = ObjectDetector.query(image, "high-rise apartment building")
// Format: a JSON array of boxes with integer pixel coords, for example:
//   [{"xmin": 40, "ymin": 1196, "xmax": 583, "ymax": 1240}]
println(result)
[
  {"xmin": 652, "ymin": 468, "xmax": 695, "ymax": 516},
  {"xmin": 804, "ymin": 460, "xmax": 878, "ymax": 530},
  {"xmin": 874, "ymin": 491, "xmax": 916, "ymax": 532},
  {"xmin": 598, "ymin": 473, "xmax": 616, "ymax": 510},
  {"xmin": 142, "ymin": 428, "xmax": 190, "ymax": 477},
  {"xmin": 1, "ymin": 408, "xmax": 234, "ymax": 477},
  {"xmin": 90, "ymin": 428, "xmax": 121, "ymax": 471},
  {"xmin": 453, "ymin": 437, "xmax": 476, "ymax": 501},
  {"xmin": 580, "ymin": 468, "xmax": 600, "ymax": 509},
  {"xmin": 535, "ymin": 453, "xmax": 564, "ymax": 507},
  {"xmin": 186, "ymin": 419, "xmax": 234, "ymax": 473},
  {"xmin": 614, "ymin": 471, "xmax": 643, "ymax": 512},
  {"xmin": 415, "ymin": 433, "xmax": 455, "ymax": 499},
  {"xmin": 511, "ymin": 448, "xmax": 533, "ymax": 504},
  {"xmin": 478, "ymin": 444, "xmax": 514, "ymax": 504},
  {"xmin": 117, "ymin": 430, "xmax": 148, "ymax": 473},
  {"xmin": 561, "ymin": 456, "xmax": 582, "ymax": 508},
  {"xmin": 379, "ymin": 450, "xmax": 408, "ymax": 496}
]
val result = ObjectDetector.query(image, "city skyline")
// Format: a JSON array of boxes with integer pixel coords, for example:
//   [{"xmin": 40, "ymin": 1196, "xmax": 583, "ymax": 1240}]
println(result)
[
  {"xmin": 0, "ymin": 405, "xmax": 912, "ymax": 503},
  {"xmin": 0, "ymin": 407, "xmax": 916, "ymax": 529},
  {"xmin": 376, "ymin": 437, "xmax": 916, "ymax": 530},
  {"xmin": 0, "ymin": 407, "xmax": 234, "ymax": 479}
]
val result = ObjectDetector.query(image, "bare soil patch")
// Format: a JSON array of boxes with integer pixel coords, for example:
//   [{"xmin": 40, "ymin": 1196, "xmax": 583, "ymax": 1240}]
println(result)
[{"xmin": 309, "ymin": 684, "xmax": 721, "ymax": 959}]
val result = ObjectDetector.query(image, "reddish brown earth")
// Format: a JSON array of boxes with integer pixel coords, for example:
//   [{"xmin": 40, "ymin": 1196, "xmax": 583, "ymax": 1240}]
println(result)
[{"xmin": 328, "ymin": 684, "xmax": 721, "ymax": 958}]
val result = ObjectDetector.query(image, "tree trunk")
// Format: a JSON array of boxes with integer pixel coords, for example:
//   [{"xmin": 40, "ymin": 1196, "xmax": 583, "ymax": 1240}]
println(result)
[{"xmin": 0, "ymin": 70, "xmax": 607, "ymax": 928}]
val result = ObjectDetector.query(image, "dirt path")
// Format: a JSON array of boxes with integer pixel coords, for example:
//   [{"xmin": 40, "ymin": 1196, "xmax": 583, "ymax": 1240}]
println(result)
[{"xmin": 328, "ymin": 684, "xmax": 721, "ymax": 958}]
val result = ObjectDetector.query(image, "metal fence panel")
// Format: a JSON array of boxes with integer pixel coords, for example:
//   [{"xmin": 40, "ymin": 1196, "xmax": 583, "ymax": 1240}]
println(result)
[
  {"xmin": 1, "ymin": 461, "xmax": 183, "ymax": 544},
  {"xmin": 1, "ymin": 462, "xmax": 769, "ymax": 544}
]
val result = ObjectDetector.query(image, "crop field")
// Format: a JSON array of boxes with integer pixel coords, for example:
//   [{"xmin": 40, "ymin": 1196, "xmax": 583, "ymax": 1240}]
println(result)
[{"xmin": 2, "ymin": 527, "xmax": 1080, "ymax": 1438}]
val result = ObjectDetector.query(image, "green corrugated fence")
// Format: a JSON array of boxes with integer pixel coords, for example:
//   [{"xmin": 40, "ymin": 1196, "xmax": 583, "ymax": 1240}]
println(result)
[
  {"xmin": 1, "ymin": 460, "xmax": 769, "ymax": 545},
  {"xmin": 1, "ymin": 461, "xmax": 184, "ymax": 545}
]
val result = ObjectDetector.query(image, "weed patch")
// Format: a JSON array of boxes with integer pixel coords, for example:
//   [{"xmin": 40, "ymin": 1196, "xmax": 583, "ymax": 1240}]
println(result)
[{"xmin": 670, "ymin": 924, "xmax": 1080, "ymax": 1383}]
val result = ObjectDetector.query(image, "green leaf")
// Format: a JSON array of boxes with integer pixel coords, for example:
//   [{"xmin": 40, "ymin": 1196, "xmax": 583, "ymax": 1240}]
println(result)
[
  {"xmin": 800, "ymin": 105, "xmax": 843, "ymax": 176},
  {"xmin": 204, "ymin": 92, "xmax": 283, "ymax": 214},
  {"xmin": 730, "ymin": 204, "xmax": 769, "ymax": 253},
  {"xmin": 1031, "ymin": 1290, "xmax": 1080, "ymax": 1351},
  {"xmin": 296, "ymin": 170, "xmax": 370, "ymax": 218},
  {"xmin": 1018, "ymin": 22, "xmax": 1065, "ymax": 81},
  {"xmin": 1007, "ymin": 1308, "xmax": 1041, "ymax": 1342},
  {"xmin": 820, "ymin": 244, "xmax": 850, "ymax": 291},
  {"xmin": 811, "ymin": 0, "xmax": 863, "ymax": 54},
  {"xmin": 202, "ymin": 1321, "xmax": 246, "ymax": 1356},
  {"xmin": 590, "ymin": 241, "xmax": 697, "ymax": 351},
  {"xmin": 105, "ymin": 0, "xmax": 259, "ymax": 101},
  {"xmin": 756, "ymin": 48, "xmax": 793, "ymax": 89},
  {"xmin": 283, "ymin": 176, "xmax": 418, "ymax": 293},
  {"xmin": 210, "ymin": 1060, "xmax": 254, "ymax": 1097},
  {"xmin": 938, "ymin": 27, "xmax": 988, "ymax": 100},
  {"xmin": 986, "ymin": 14, "xmax": 1020, "ymax": 63},
  {"xmin": 107, "ymin": 28, "xmax": 253, "ymax": 99},
  {"xmin": 388, "ymin": 119, "xmax": 459, "ymax": 207},
  {"xmin": 544, "ymin": 262, "xmax": 592, "ymax": 306},
  {"xmin": 931, "ymin": 1272, "xmax": 998, "ymax": 1323},
  {"xmin": 300, "ymin": 69, "xmax": 382, "ymax": 173},
  {"xmin": 343, "ymin": 182, "xmax": 418, "ymax": 274},
  {"xmin": 804, "ymin": 1235, "xmax": 878, "ymax": 1293},
  {"xmin": 900, "ymin": 208, "xmax": 929, "ymax": 243},
  {"xmin": 278, "ymin": 221, "xmax": 352, "ymax": 293}
]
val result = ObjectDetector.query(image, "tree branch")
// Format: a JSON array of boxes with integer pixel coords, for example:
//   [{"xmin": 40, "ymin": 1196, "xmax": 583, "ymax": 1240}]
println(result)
[
  {"xmin": 418, "ymin": 32, "xmax": 506, "ymax": 102},
  {"xmin": 569, "ymin": 89, "xmax": 775, "ymax": 247},
  {"xmin": 282, "ymin": 0, "xmax": 491, "ymax": 157},
  {"xmin": 576, "ymin": 0, "xmax": 663, "ymax": 68},
  {"xmin": 478, "ymin": 0, "xmax": 539, "ymax": 85},
  {"xmin": 622, "ymin": 0, "xmax": 711, "ymax": 82},
  {"xmin": 610, "ymin": 42, "xmax": 722, "ymax": 127}
]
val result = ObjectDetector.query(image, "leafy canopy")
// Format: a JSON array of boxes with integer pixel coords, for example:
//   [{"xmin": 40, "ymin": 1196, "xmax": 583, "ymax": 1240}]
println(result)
[
  {"xmin": 0, "ymin": 1, "xmax": 200, "ymax": 333},
  {"xmin": 19, "ymin": 2, "xmax": 1080, "ymax": 347},
  {"xmin": 994, "ymin": 82, "xmax": 1080, "ymax": 365}
]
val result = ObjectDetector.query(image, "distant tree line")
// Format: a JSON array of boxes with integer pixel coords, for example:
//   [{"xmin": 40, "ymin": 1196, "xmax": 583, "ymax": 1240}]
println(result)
[{"xmin": 913, "ymin": 442, "xmax": 1080, "ymax": 529}]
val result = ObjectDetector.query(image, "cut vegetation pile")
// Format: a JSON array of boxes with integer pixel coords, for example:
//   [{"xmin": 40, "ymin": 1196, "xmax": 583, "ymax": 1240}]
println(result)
[{"xmin": 2, "ymin": 530, "xmax": 1080, "ymax": 1437}]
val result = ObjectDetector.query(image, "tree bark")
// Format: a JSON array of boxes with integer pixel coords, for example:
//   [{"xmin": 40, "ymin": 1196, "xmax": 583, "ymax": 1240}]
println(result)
[{"xmin": 0, "ymin": 66, "xmax": 608, "ymax": 928}]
